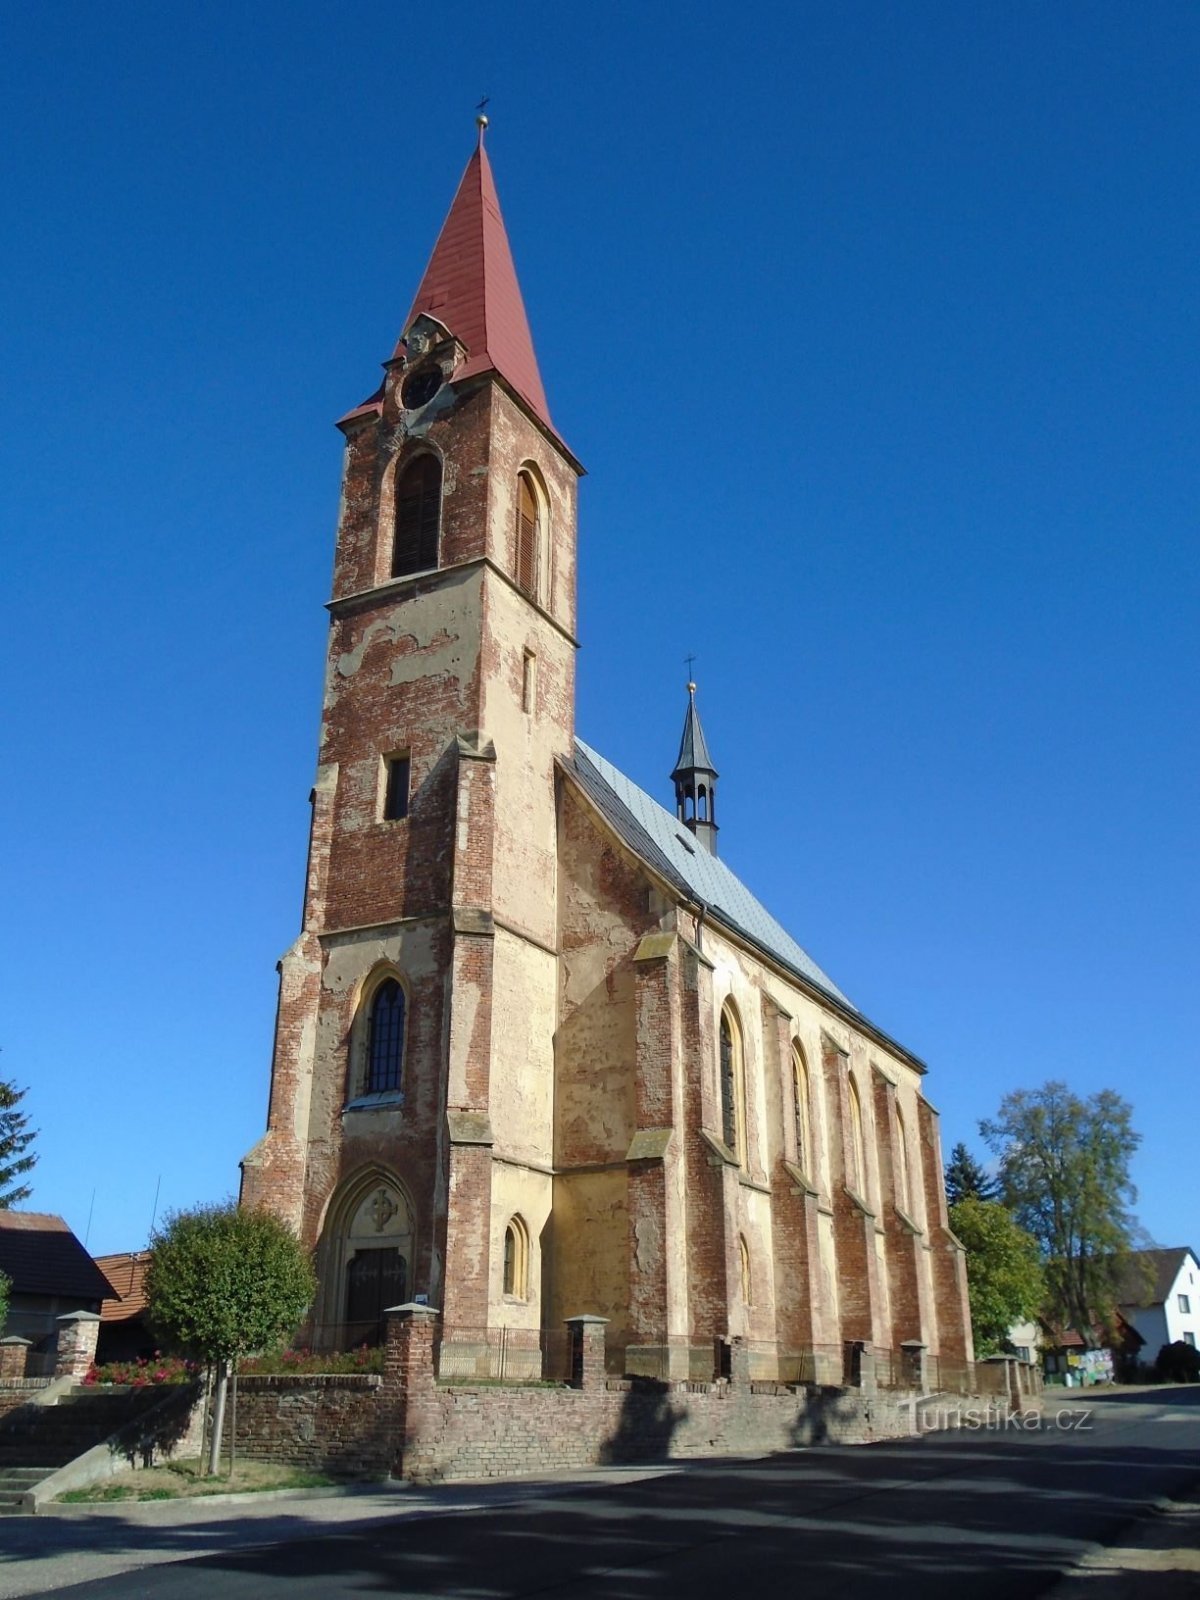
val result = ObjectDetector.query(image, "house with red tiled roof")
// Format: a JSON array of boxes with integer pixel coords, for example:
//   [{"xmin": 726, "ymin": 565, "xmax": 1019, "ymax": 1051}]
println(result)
[
  {"xmin": 94, "ymin": 1250, "xmax": 154, "ymax": 1363},
  {"xmin": 0, "ymin": 1212, "xmax": 115, "ymax": 1363}
]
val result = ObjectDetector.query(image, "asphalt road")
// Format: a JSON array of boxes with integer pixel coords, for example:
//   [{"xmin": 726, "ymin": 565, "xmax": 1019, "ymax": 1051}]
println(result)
[{"xmin": 4, "ymin": 1388, "xmax": 1199, "ymax": 1599}]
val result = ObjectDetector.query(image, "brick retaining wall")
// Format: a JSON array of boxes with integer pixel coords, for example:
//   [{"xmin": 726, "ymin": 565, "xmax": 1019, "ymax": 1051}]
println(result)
[
  {"xmin": 234, "ymin": 1374, "xmax": 386, "ymax": 1474},
  {"xmin": 0, "ymin": 1381, "xmax": 52, "ymax": 1422},
  {"xmin": 399, "ymin": 1377, "xmax": 915, "ymax": 1482},
  {"xmin": 230, "ymin": 1308, "xmax": 923, "ymax": 1482}
]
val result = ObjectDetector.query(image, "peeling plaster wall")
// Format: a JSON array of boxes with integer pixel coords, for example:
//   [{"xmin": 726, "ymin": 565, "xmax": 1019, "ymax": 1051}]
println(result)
[
  {"xmin": 549, "ymin": 781, "xmax": 969, "ymax": 1363},
  {"xmin": 555, "ymin": 784, "xmax": 647, "ymax": 1169},
  {"xmin": 320, "ymin": 571, "xmax": 483, "ymax": 931},
  {"xmin": 549, "ymin": 1169, "xmax": 629, "ymax": 1341},
  {"xmin": 303, "ymin": 920, "xmax": 450, "ymax": 1316},
  {"xmin": 488, "ymin": 930, "xmax": 556, "ymax": 1167},
  {"xmin": 488, "ymin": 1161, "xmax": 553, "ymax": 1332}
]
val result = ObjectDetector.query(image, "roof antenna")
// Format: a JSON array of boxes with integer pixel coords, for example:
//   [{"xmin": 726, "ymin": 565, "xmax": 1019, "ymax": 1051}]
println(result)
[{"xmin": 476, "ymin": 97, "xmax": 490, "ymax": 146}]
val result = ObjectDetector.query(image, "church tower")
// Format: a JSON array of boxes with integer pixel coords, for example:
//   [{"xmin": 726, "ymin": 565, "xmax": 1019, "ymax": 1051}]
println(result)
[{"xmin": 242, "ymin": 127, "xmax": 584, "ymax": 1342}]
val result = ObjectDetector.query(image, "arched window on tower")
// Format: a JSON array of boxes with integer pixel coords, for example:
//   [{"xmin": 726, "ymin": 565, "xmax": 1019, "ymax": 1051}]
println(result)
[
  {"xmin": 392, "ymin": 454, "xmax": 441, "ymax": 577},
  {"xmin": 366, "ymin": 978, "xmax": 406, "ymax": 1094},
  {"xmin": 516, "ymin": 471, "xmax": 540, "ymax": 599}
]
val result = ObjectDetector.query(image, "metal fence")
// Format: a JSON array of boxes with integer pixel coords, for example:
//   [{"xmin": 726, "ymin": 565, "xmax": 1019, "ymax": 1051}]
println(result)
[
  {"xmin": 605, "ymin": 1341, "xmax": 724, "ymax": 1382},
  {"xmin": 299, "ymin": 1320, "xmax": 388, "ymax": 1354},
  {"xmin": 436, "ymin": 1326, "xmax": 571, "ymax": 1384}
]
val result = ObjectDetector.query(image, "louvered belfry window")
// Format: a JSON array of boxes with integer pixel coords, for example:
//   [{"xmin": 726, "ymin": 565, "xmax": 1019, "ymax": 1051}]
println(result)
[
  {"xmin": 392, "ymin": 455, "xmax": 441, "ymax": 577},
  {"xmin": 516, "ymin": 473, "xmax": 538, "ymax": 598}
]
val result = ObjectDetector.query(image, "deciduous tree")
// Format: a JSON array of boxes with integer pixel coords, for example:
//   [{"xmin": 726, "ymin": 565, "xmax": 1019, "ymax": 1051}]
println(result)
[
  {"xmin": 981, "ymin": 1081, "xmax": 1141, "ymax": 1344},
  {"xmin": 146, "ymin": 1202, "xmax": 316, "ymax": 1473},
  {"xmin": 949, "ymin": 1196, "xmax": 1044, "ymax": 1355},
  {"xmin": 0, "ymin": 1080, "xmax": 37, "ymax": 1208}
]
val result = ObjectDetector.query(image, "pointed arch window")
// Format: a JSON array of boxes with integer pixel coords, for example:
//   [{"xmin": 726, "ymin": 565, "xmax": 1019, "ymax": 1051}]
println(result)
[
  {"xmin": 847, "ymin": 1075, "xmax": 867, "ymax": 1197},
  {"xmin": 366, "ymin": 979, "xmax": 406, "ymax": 1094},
  {"xmin": 516, "ymin": 471, "xmax": 540, "ymax": 599},
  {"xmin": 739, "ymin": 1234, "xmax": 752, "ymax": 1305},
  {"xmin": 792, "ymin": 1045, "xmax": 811, "ymax": 1175},
  {"xmin": 503, "ymin": 1215, "xmax": 530, "ymax": 1300},
  {"xmin": 719, "ymin": 1005, "xmax": 746, "ymax": 1163},
  {"xmin": 392, "ymin": 454, "xmax": 441, "ymax": 577},
  {"xmin": 894, "ymin": 1105, "xmax": 912, "ymax": 1213}
]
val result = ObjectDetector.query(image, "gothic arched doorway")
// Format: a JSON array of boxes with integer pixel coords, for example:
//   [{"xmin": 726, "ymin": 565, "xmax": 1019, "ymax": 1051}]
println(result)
[{"xmin": 315, "ymin": 1168, "xmax": 415, "ymax": 1349}]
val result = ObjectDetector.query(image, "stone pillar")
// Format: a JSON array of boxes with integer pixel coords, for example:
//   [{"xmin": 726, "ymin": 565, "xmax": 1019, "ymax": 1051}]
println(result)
[
  {"xmin": 0, "ymin": 1337, "xmax": 31, "ymax": 1380},
  {"xmin": 54, "ymin": 1312, "xmax": 100, "ymax": 1381},
  {"xmin": 566, "ymin": 1315, "xmax": 608, "ymax": 1391},
  {"xmin": 384, "ymin": 1303, "xmax": 440, "ymax": 1481},
  {"xmin": 900, "ymin": 1339, "xmax": 927, "ymax": 1392},
  {"xmin": 843, "ymin": 1338, "xmax": 873, "ymax": 1390},
  {"xmin": 726, "ymin": 1333, "xmax": 750, "ymax": 1388},
  {"xmin": 384, "ymin": 1303, "xmax": 438, "ymax": 1389},
  {"xmin": 628, "ymin": 933, "xmax": 689, "ymax": 1378}
]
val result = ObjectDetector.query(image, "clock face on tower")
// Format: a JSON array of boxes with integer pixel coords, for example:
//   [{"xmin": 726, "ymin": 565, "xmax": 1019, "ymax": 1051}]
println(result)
[{"xmin": 401, "ymin": 365, "xmax": 443, "ymax": 411}]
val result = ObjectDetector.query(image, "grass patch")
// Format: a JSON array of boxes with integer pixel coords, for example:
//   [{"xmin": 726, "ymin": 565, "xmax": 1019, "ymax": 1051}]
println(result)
[{"xmin": 55, "ymin": 1458, "xmax": 342, "ymax": 1503}]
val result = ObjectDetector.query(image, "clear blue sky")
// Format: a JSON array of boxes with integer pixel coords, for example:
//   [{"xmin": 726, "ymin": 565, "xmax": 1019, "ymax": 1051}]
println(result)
[{"xmin": 2, "ymin": 2, "xmax": 1196, "ymax": 1260}]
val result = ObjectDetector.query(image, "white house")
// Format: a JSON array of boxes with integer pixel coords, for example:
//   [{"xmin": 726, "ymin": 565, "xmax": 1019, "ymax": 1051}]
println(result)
[{"xmin": 1118, "ymin": 1247, "xmax": 1200, "ymax": 1360}]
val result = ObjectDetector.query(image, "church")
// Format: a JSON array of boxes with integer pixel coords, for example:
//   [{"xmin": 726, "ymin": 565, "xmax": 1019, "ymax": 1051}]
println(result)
[{"xmin": 241, "ymin": 127, "xmax": 973, "ymax": 1384}]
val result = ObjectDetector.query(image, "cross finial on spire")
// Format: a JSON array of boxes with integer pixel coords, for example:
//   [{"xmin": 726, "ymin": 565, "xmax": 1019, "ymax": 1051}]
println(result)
[
  {"xmin": 684, "ymin": 653, "xmax": 697, "ymax": 693},
  {"xmin": 476, "ymin": 97, "xmax": 490, "ymax": 146}
]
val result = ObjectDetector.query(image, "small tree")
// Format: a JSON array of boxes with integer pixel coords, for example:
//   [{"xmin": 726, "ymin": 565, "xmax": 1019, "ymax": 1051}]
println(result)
[
  {"xmin": 0, "ymin": 1269, "xmax": 10, "ymax": 1333},
  {"xmin": 982, "ymin": 1081, "xmax": 1142, "ymax": 1344},
  {"xmin": 146, "ymin": 1202, "xmax": 316, "ymax": 1473},
  {"xmin": 944, "ymin": 1142, "xmax": 998, "ymax": 1206},
  {"xmin": 0, "ymin": 1080, "xmax": 38, "ymax": 1208},
  {"xmin": 949, "ymin": 1196, "xmax": 1045, "ymax": 1356},
  {"xmin": 1155, "ymin": 1341, "xmax": 1200, "ymax": 1385}
]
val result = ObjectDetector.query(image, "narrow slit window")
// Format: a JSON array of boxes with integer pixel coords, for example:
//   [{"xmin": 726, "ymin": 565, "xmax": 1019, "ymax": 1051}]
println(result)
[
  {"xmin": 522, "ymin": 650, "xmax": 537, "ymax": 715},
  {"xmin": 793, "ymin": 1047, "xmax": 810, "ymax": 1173},
  {"xmin": 392, "ymin": 455, "xmax": 441, "ymax": 577},
  {"xmin": 720, "ymin": 1008, "xmax": 742, "ymax": 1157},
  {"xmin": 383, "ymin": 755, "xmax": 410, "ymax": 821}
]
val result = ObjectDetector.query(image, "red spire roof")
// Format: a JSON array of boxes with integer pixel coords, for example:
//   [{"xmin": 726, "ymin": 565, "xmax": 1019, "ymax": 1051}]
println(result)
[{"xmin": 398, "ymin": 139, "xmax": 553, "ymax": 432}]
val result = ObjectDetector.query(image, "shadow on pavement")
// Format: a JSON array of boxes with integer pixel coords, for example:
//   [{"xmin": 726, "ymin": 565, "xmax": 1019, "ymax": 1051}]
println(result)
[{"xmin": 3, "ymin": 1391, "xmax": 1199, "ymax": 1599}]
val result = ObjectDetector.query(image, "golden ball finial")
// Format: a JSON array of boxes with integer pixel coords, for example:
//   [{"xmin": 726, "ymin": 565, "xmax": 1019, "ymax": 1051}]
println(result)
[
  {"xmin": 687, "ymin": 681, "xmax": 697, "ymax": 694},
  {"xmin": 476, "ymin": 112, "xmax": 489, "ymax": 131}
]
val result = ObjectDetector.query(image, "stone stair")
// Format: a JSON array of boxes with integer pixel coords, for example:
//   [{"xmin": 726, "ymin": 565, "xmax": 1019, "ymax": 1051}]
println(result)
[
  {"xmin": 0, "ymin": 1387, "xmax": 171, "ymax": 1513},
  {"xmin": 0, "ymin": 1468, "xmax": 56, "ymax": 1515}
]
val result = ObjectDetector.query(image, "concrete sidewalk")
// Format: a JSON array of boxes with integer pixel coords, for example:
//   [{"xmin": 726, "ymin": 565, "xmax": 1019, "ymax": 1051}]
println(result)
[{"xmin": 1047, "ymin": 1495, "xmax": 1200, "ymax": 1600}]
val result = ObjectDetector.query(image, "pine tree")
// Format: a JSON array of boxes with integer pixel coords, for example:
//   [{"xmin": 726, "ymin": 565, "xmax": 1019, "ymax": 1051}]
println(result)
[
  {"xmin": 0, "ymin": 1080, "xmax": 37, "ymax": 1208},
  {"xmin": 944, "ymin": 1141, "xmax": 997, "ymax": 1206}
]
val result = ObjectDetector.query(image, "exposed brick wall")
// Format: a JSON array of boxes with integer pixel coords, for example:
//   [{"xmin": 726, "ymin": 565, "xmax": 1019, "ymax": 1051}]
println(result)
[
  {"xmin": 231, "ymin": 1368, "xmax": 917, "ymax": 1482},
  {"xmin": 0, "ymin": 1383, "xmax": 50, "ymax": 1422},
  {"xmin": 234, "ymin": 1375, "xmax": 390, "ymax": 1475}
]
